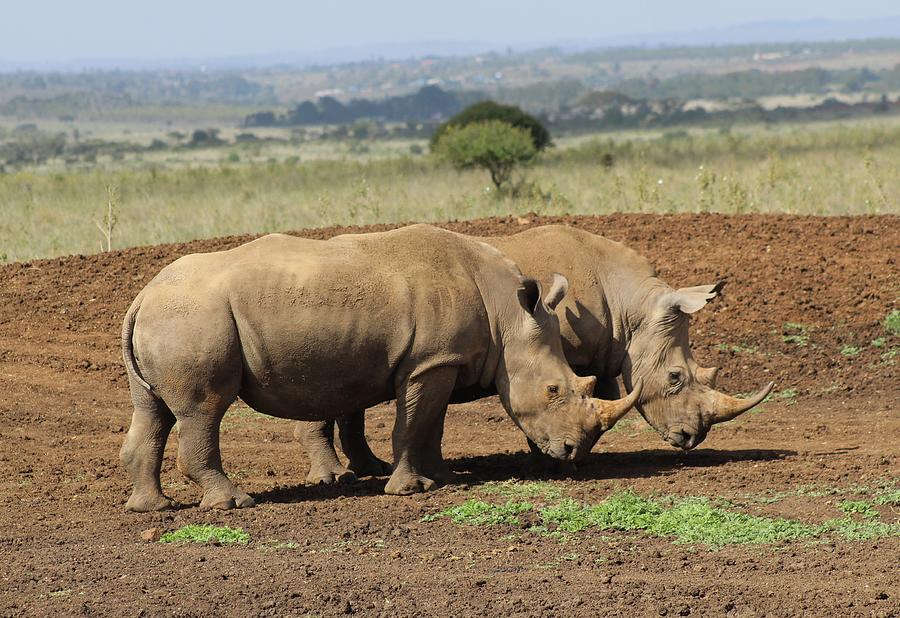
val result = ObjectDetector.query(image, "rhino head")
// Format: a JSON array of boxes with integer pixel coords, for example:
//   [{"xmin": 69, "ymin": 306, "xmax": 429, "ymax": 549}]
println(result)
[
  {"xmin": 497, "ymin": 274, "xmax": 643, "ymax": 461},
  {"xmin": 622, "ymin": 282, "xmax": 773, "ymax": 450}
]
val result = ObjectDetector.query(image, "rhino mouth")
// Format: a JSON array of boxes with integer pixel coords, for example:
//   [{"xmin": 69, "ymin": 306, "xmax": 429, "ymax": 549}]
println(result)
[
  {"xmin": 663, "ymin": 428, "xmax": 706, "ymax": 451},
  {"xmin": 542, "ymin": 439, "xmax": 580, "ymax": 461}
]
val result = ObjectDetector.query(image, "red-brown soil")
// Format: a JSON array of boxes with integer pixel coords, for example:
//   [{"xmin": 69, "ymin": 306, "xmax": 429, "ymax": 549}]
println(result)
[{"xmin": 1, "ymin": 214, "xmax": 898, "ymax": 617}]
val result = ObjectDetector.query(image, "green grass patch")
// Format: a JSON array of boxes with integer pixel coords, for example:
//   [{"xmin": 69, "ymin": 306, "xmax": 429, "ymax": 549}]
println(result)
[
  {"xmin": 840, "ymin": 345, "xmax": 861, "ymax": 357},
  {"xmin": 870, "ymin": 337, "xmax": 887, "ymax": 348},
  {"xmin": 776, "ymin": 388, "xmax": 799, "ymax": 404},
  {"xmin": 822, "ymin": 518, "xmax": 900, "ymax": 541},
  {"xmin": 881, "ymin": 347, "xmax": 899, "ymax": 362},
  {"xmin": 423, "ymin": 485, "xmax": 900, "ymax": 548},
  {"xmin": 884, "ymin": 309, "xmax": 900, "ymax": 336},
  {"xmin": 838, "ymin": 500, "xmax": 879, "ymax": 519},
  {"xmin": 159, "ymin": 524, "xmax": 250, "ymax": 545},
  {"xmin": 479, "ymin": 480, "xmax": 563, "ymax": 501},
  {"xmin": 538, "ymin": 493, "xmax": 816, "ymax": 547},
  {"xmin": 421, "ymin": 499, "xmax": 533, "ymax": 526},
  {"xmin": 782, "ymin": 323, "xmax": 810, "ymax": 347},
  {"xmin": 874, "ymin": 488, "xmax": 900, "ymax": 506}
]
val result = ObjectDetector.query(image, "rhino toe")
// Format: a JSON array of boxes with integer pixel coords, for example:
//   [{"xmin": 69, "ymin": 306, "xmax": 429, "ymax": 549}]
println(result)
[
  {"xmin": 384, "ymin": 473, "xmax": 439, "ymax": 495},
  {"xmin": 348, "ymin": 456, "xmax": 393, "ymax": 478},
  {"xmin": 306, "ymin": 468, "xmax": 358, "ymax": 485},
  {"xmin": 125, "ymin": 492, "xmax": 176, "ymax": 513}
]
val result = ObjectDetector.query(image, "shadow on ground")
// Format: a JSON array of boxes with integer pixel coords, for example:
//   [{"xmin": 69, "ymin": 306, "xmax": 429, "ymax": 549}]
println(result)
[{"xmin": 251, "ymin": 448, "xmax": 796, "ymax": 504}]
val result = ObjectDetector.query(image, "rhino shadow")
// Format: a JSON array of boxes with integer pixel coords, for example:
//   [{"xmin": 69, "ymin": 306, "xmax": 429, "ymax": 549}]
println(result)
[
  {"xmin": 249, "ymin": 448, "xmax": 795, "ymax": 505},
  {"xmin": 445, "ymin": 447, "xmax": 796, "ymax": 486},
  {"xmin": 253, "ymin": 476, "xmax": 388, "ymax": 504}
]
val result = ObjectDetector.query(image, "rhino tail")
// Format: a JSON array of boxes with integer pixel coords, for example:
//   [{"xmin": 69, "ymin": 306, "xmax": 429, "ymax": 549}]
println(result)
[{"xmin": 122, "ymin": 291, "xmax": 154, "ymax": 394}]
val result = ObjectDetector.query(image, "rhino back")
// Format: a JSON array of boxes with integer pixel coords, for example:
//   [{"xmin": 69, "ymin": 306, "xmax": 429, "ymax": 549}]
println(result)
[
  {"xmin": 488, "ymin": 226, "xmax": 655, "ymax": 375},
  {"xmin": 133, "ymin": 228, "xmax": 502, "ymax": 421}
]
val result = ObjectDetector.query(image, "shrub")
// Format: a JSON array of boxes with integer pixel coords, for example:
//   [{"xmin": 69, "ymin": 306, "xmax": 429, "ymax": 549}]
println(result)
[
  {"xmin": 434, "ymin": 120, "xmax": 537, "ymax": 190},
  {"xmin": 430, "ymin": 101, "xmax": 551, "ymax": 152}
]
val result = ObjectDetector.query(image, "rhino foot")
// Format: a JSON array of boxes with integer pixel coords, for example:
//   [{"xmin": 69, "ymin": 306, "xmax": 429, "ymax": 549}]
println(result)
[
  {"xmin": 306, "ymin": 466, "xmax": 358, "ymax": 486},
  {"xmin": 200, "ymin": 489, "xmax": 256, "ymax": 510},
  {"xmin": 348, "ymin": 456, "xmax": 392, "ymax": 478},
  {"xmin": 125, "ymin": 492, "xmax": 177, "ymax": 513},
  {"xmin": 384, "ymin": 472, "xmax": 439, "ymax": 495}
]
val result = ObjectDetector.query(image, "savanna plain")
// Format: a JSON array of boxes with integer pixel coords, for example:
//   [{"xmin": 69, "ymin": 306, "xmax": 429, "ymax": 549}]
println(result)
[{"xmin": 1, "ymin": 76, "xmax": 899, "ymax": 616}]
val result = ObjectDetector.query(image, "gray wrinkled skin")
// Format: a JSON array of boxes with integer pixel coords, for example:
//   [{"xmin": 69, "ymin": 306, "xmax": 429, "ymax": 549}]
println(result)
[
  {"xmin": 298, "ymin": 225, "xmax": 772, "ymax": 483},
  {"xmin": 119, "ymin": 224, "xmax": 639, "ymax": 512}
]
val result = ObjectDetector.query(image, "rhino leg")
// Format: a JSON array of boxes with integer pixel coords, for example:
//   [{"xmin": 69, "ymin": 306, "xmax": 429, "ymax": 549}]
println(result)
[
  {"xmin": 420, "ymin": 407, "xmax": 453, "ymax": 484},
  {"xmin": 337, "ymin": 412, "xmax": 392, "ymax": 478},
  {"xmin": 295, "ymin": 420, "xmax": 357, "ymax": 485},
  {"xmin": 121, "ymin": 376, "xmax": 177, "ymax": 512},
  {"xmin": 384, "ymin": 366, "xmax": 457, "ymax": 495},
  {"xmin": 175, "ymin": 385, "xmax": 255, "ymax": 509}
]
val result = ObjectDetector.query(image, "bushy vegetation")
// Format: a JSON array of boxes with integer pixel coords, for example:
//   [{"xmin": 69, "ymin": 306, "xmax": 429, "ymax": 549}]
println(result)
[
  {"xmin": 434, "ymin": 120, "xmax": 537, "ymax": 189},
  {"xmin": 431, "ymin": 101, "xmax": 552, "ymax": 152}
]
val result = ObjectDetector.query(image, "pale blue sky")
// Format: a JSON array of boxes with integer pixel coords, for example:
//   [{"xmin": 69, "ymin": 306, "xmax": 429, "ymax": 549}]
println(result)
[{"xmin": 2, "ymin": 0, "xmax": 898, "ymax": 65}]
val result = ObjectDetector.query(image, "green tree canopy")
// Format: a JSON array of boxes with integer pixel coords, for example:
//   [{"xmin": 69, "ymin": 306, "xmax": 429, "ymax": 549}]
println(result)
[
  {"xmin": 434, "ymin": 120, "xmax": 537, "ymax": 190},
  {"xmin": 430, "ymin": 101, "xmax": 551, "ymax": 152}
]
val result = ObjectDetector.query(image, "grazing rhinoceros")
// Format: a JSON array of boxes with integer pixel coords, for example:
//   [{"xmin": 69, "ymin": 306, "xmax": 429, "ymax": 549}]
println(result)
[
  {"xmin": 120, "ymin": 224, "xmax": 642, "ymax": 511},
  {"xmin": 296, "ymin": 225, "xmax": 773, "ymax": 484}
]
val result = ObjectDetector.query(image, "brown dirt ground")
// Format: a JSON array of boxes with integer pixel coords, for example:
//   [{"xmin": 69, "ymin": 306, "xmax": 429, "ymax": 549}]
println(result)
[{"xmin": 1, "ymin": 213, "xmax": 898, "ymax": 617}]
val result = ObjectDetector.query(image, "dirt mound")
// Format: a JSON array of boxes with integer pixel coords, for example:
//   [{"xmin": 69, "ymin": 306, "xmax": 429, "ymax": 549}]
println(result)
[{"xmin": 1, "ymin": 214, "xmax": 898, "ymax": 616}]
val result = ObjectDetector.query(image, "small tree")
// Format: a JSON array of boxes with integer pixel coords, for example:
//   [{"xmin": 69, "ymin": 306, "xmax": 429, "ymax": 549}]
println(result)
[
  {"xmin": 430, "ymin": 101, "xmax": 551, "ymax": 152},
  {"xmin": 435, "ymin": 120, "xmax": 536, "ymax": 190}
]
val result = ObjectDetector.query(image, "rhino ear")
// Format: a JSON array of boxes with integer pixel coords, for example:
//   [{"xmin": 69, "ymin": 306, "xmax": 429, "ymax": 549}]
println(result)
[
  {"xmin": 660, "ymin": 281, "xmax": 725, "ymax": 315},
  {"xmin": 543, "ymin": 273, "xmax": 569, "ymax": 311},
  {"xmin": 518, "ymin": 278, "xmax": 543, "ymax": 314}
]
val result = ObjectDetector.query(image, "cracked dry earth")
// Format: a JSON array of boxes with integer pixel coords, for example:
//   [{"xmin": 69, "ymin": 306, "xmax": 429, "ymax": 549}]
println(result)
[{"xmin": 1, "ymin": 213, "xmax": 898, "ymax": 617}]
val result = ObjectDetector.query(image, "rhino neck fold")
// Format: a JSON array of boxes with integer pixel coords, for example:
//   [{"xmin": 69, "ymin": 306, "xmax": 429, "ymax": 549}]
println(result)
[
  {"xmin": 615, "ymin": 276, "xmax": 671, "ymax": 387},
  {"xmin": 467, "ymin": 257, "xmax": 516, "ymax": 393}
]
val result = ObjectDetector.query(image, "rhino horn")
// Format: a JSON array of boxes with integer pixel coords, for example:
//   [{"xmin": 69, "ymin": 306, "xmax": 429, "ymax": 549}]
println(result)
[
  {"xmin": 594, "ymin": 379, "xmax": 643, "ymax": 432},
  {"xmin": 696, "ymin": 366, "xmax": 719, "ymax": 388},
  {"xmin": 576, "ymin": 375, "xmax": 597, "ymax": 398},
  {"xmin": 708, "ymin": 381, "xmax": 775, "ymax": 424}
]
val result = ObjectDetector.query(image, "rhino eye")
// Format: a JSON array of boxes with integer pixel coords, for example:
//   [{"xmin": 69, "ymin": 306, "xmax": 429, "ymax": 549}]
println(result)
[
  {"xmin": 547, "ymin": 384, "xmax": 560, "ymax": 396},
  {"xmin": 667, "ymin": 371, "xmax": 682, "ymax": 385}
]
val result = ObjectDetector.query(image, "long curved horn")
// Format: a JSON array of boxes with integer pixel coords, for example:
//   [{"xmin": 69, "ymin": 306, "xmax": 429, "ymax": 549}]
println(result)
[
  {"xmin": 708, "ymin": 381, "xmax": 775, "ymax": 423},
  {"xmin": 696, "ymin": 366, "xmax": 719, "ymax": 388},
  {"xmin": 595, "ymin": 379, "xmax": 643, "ymax": 431}
]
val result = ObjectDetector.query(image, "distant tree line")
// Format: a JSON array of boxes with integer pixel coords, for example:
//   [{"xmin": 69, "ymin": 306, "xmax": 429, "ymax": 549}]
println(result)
[
  {"xmin": 0, "ymin": 72, "xmax": 276, "ymax": 115},
  {"xmin": 614, "ymin": 65, "xmax": 900, "ymax": 101},
  {"xmin": 549, "ymin": 90, "xmax": 899, "ymax": 133},
  {"xmin": 244, "ymin": 85, "xmax": 484, "ymax": 127}
]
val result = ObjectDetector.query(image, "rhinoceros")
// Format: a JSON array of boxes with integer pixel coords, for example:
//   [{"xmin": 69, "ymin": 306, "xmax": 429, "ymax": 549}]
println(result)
[
  {"xmin": 119, "ymin": 224, "xmax": 642, "ymax": 511},
  {"xmin": 296, "ymin": 225, "xmax": 773, "ymax": 484}
]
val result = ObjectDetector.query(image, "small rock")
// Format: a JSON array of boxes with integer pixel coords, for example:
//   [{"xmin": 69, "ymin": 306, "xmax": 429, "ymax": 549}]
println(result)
[{"xmin": 140, "ymin": 528, "xmax": 161, "ymax": 542}]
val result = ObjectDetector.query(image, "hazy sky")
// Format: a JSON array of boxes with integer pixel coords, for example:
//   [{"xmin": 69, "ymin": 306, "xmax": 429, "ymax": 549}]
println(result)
[{"xmin": 2, "ymin": 0, "xmax": 899, "ymax": 63}]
